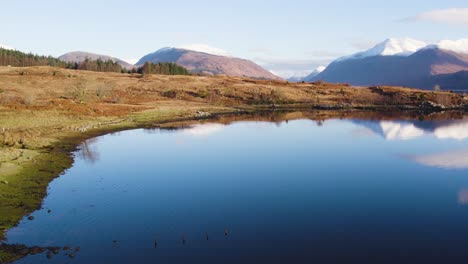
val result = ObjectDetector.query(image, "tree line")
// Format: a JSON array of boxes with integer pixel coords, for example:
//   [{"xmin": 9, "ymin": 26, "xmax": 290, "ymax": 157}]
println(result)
[
  {"xmin": 0, "ymin": 48, "xmax": 191, "ymax": 76},
  {"xmin": 136, "ymin": 62, "xmax": 191, "ymax": 75}
]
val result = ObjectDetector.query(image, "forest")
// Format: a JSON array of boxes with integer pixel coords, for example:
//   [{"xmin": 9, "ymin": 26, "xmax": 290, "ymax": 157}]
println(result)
[{"xmin": 0, "ymin": 48, "xmax": 190, "ymax": 75}]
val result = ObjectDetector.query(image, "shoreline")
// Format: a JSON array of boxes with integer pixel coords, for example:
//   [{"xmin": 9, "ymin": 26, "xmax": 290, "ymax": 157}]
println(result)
[
  {"xmin": 0, "ymin": 66, "xmax": 467, "ymax": 262},
  {"xmin": 0, "ymin": 108, "xmax": 467, "ymax": 263}
]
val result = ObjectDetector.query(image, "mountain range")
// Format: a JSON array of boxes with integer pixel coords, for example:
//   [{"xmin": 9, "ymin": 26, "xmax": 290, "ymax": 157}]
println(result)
[
  {"xmin": 306, "ymin": 38, "xmax": 468, "ymax": 91},
  {"xmin": 59, "ymin": 48, "xmax": 281, "ymax": 80}
]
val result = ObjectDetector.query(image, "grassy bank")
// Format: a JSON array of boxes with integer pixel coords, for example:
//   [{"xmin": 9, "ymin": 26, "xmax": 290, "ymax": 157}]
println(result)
[{"xmin": 0, "ymin": 66, "xmax": 467, "ymax": 259}]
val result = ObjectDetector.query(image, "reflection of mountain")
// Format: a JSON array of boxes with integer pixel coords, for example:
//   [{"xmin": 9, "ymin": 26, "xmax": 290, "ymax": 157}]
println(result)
[
  {"xmin": 458, "ymin": 189, "xmax": 468, "ymax": 205},
  {"xmin": 353, "ymin": 118, "xmax": 468, "ymax": 141}
]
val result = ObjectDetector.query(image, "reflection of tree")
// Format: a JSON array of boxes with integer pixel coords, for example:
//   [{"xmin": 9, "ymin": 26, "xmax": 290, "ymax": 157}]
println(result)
[
  {"xmin": 78, "ymin": 138, "xmax": 99, "ymax": 163},
  {"xmin": 459, "ymin": 189, "xmax": 468, "ymax": 205}
]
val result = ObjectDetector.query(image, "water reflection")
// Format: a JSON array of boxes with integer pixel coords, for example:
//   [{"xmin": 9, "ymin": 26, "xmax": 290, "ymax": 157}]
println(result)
[
  {"xmin": 353, "ymin": 118, "xmax": 468, "ymax": 141},
  {"xmin": 184, "ymin": 124, "xmax": 225, "ymax": 137},
  {"xmin": 434, "ymin": 121, "xmax": 468, "ymax": 140},
  {"xmin": 7, "ymin": 111, "xmax": 468, "ymax": 264},
  {"xmin": 77, "ymin": 138, "xmax": 100, "ymax": 163},
  {"xmin": 407, "ymin": 150, "xmax": 468, "ymax": 169},
  {"xmin": 459, "ymin": 189, "xmax": 468, "ymax": 205}
]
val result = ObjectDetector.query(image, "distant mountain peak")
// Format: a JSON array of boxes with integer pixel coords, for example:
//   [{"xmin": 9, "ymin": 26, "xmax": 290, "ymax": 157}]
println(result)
[
  {"xmin": 59, "ymin": 51, "xmax": 134, "ymax": 69},
  {"xmin": 301, "ymin": 66, "xmax": 327, "ymax": 82},
  {"xmin": 338, "ymin": 38, "xmax": 427, "ymax": 62},
  {"xmin": 151, "ymin": 45, "xmax": 230, "ymax": 58}
]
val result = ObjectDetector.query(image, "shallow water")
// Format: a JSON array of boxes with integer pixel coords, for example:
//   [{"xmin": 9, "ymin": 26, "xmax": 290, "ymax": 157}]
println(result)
[{"xmin": 6, "ymin": 114, "xmax": 468, "ymax": 263}]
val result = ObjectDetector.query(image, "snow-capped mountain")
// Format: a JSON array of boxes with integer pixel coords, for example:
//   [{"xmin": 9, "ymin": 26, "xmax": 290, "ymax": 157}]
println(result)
[
  {"xmin": 137, "ymin": 47, "xmax": 282, "ymax": 80},
  {"xmin": 337, "ymin": 38, "xmax": 427, "ymax": 62},
  {"xmin": 308, "ymin": 38, "xmax": 468, "ymax": 90}
]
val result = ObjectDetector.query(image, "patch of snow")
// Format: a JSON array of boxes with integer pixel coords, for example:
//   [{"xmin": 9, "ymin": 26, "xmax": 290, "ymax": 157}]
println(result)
[
  {"xmin": 315, "ymin": 66, "xmax": 326, "ymax": 73},
  {"xmin": 177, "ymin": 44, "xmax": 230, "ymax": 57},
  {"xmin": 436, "ymin": 39, "xmax": 468, "ymax": 54},
  {"xmin": 153, "ymin": 47, "xmax": 174, "ymax": 54}
]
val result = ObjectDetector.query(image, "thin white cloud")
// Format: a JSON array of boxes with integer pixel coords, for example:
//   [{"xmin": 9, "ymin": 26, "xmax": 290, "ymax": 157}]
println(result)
[
  {"xmin": 0, "ymin": 44, "xmax": 14, "ymax": 50},
  {"xmin": 406, "ymin": 8, "xmax": 468, "ymax": 26}
]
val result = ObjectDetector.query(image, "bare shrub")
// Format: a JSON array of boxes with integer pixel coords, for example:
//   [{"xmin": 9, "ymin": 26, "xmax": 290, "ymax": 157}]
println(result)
[
  {"xmin": 161, "ymin": 89, "xmax": 181, "ymax": 99},
  {"xmin": 22, "ymin": 94, "xmax": 36, "ymax": 106},
  {"xmin": 70, "ymin": 78, "xmax": 88, "ymax": 103}
]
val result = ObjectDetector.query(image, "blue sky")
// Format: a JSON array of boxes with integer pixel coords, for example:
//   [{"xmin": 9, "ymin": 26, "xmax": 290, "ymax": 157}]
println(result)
[{"xmin": 1, "ymin": 0, "xmax": 467, "ymax": 77}]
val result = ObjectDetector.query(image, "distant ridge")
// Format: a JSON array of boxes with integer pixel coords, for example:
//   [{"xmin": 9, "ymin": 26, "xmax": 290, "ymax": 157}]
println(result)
[{"xmin": 59, "ymin": 51, "xmax": 134, "ymax": 69}]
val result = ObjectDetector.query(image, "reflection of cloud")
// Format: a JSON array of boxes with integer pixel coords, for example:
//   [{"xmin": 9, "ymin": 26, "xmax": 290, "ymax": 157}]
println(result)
[
  {"xmin": 380, "ymin": 121, "xmax": 425, "ymax": 140},
  {"xmin": 408, "ymin": 150, "xmax": 468, "ymax": 169},
  {"xmin": 434, "ymin": 122, "xmax": 468, "ymax": 140},
  {"xmin": 458, "ymin": 189, "xmax": 468, "ymax": 205},
  {"xmin": 184, "ymin": 124, "xmax": 224, "ymax": 137}
]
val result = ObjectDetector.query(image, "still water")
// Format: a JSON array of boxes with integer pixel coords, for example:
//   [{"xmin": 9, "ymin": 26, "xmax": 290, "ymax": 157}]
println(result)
[{"xmin": 6, "ymin": 114, "xmax": 468, "ymax": 263}]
